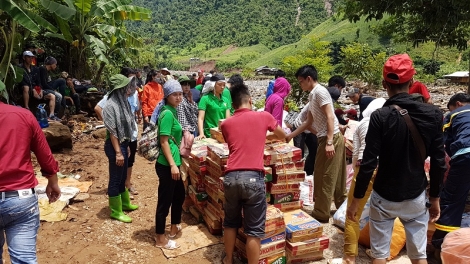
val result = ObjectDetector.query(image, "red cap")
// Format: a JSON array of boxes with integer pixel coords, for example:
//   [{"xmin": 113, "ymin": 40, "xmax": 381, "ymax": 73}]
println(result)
[
  {"xmin": 335, "ymin": 109, "xmax": 345, "ymax": 116},
  {"xmin": 383, "ymin": 54, "xmax": 416, "ymax": 84},
  {"xmin": 345, "ymin": 108, "xmax": 357, "ymax": 117}
]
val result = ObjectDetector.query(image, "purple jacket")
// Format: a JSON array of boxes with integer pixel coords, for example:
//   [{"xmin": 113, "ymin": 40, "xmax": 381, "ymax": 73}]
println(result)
[{"xmin": 264, "ymin": 77, "xmax": 291, "ymax": 126}]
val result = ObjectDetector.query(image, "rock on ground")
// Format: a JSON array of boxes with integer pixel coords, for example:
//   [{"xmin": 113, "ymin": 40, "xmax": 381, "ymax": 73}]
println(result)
[{"xmin": 42, "ymin": 122, "xmax": 73, "ymax": 151}]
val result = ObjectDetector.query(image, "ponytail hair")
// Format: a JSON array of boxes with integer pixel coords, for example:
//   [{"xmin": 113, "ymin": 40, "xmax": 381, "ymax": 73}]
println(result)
[
  {"xmin": 145, "ymin": 69, "xmax": 158, "ymax": 84},
  {"xmin": 447, "ymin": 93, "xmax": 470, "ymax": 109}
]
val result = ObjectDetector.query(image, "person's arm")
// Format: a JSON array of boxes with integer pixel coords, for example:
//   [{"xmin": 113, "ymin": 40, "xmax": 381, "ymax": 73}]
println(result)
[
  {"xmin": 267, "ymin": 125, "xmax": 287, "ymax": 141},
  {"xmin": 29, "ymin": 113, "xmax": 60, "ymax": 203},
  {"xmin": 352, "ymin": 125, "xmax": 361, "ymax": 166},
  {"xmin": 286, "ymin": 111, "xmax": 313, "ymax": 142},
  {"xmin": 425, "ymin": 97, "xmax": 433, "ymax": 104},
  {"xmin": 196, "ymin": 110, "xmax": 206, "ymax": 139},
  {"xmin": 110, "ymin": 134, "xmax": 124, "ymax": 166},
  {"xmin": 225, "ymin": 108, "xmax": 231, "ymax": 118},
  {"xmin": 39, "ymin": 67, "xmax": 53, "ymax": 90},
  {"xmin": 94, "ymin": 105, "xmax": 103, "ymax": 121},
  {"xmin": 321, "ymin": 103, "xmax": 336, "ymax": 159},
  {"xmin": 141, "ymin": 86, "xmax": 150, "ymax": 121},
  {"xmin": 160, "ymin": 136, "xmax": 180, "ymax": 180}
]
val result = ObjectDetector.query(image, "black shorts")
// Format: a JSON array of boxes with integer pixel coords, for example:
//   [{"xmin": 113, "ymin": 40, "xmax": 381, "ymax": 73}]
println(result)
[{"xmin": 128, "ymin": 140, "xmax": 138, "ymax": 167}]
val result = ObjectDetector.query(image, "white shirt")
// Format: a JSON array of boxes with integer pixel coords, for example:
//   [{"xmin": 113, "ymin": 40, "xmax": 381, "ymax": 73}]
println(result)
[{"xmin": 308, "ymin": 84, "xmax": 339, "ymax": 138}]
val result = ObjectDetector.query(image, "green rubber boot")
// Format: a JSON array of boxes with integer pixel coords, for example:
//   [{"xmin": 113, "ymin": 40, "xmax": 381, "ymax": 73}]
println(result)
[
  {"xmin": 121, "ymin": 189, "xmax": 139, "ymax": 211},
  {"xmin": 109, "ymin": 195, "xmax": 132, "ymax": 223}
]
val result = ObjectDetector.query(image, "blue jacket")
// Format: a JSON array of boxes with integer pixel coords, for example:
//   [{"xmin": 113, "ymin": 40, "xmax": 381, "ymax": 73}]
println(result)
[
  {"xmin": 266, "ymin": 79, "xmax": 275, "ymax": 99},
  {"xmin": 443, "ymin": 104, "xmax": 470, "ymax": 157}
]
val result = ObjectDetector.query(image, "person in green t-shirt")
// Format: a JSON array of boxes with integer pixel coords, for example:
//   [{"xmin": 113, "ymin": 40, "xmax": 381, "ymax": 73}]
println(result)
[
  {"xmin": 153, "ymin": 79, "xmax": 184, "ymax": 250},
  {"xmin": 196, "ymin": 73, "xmax": 231, "ymax": 139}
]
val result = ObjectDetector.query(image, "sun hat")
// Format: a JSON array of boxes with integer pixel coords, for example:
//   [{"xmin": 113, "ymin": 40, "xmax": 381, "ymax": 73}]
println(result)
[
  {"xmin": 23, "ymin": 51, "xmax": 35, "ymax": 57},
  {"xmin": 178, "ymin": 75, "xmax": 191, "ymax": 84},
  {"xmin": 163, "ymin": 79, "xmax": 183, "ymax": 98},
  {"xmin": 160, "ymin": 68, "xmax": 171, "ymax": 76},
  {"xmin": 383, "ymin": 54, "xmax": 416, "ymax": 84},
  {"xmin": 109, "ymin": 74, "xmax": 131, "ymax": 94}
]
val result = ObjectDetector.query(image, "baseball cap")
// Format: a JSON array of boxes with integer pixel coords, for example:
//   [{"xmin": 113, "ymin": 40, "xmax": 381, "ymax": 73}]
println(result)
[
  {"xmin": 383, "ymin": 54, "xmax": 416, "ymax": 84},
  {"xmin": 346, "ymin": 88, "xmax": 360, "ymax": 97},
  {"xmin": 335, "ymin": 109, "xmax": 345, "ymax": 116},
  {"xmin": 345, "ymin": 108, "xmax": 358, "ymax": 116},
  {"xmin": 197, "ymin": 69, "xmax": 204, "ymax": 73},
  {"xmin": 23, "ymin": 51, "xmax": 35, "ymax": 57},
  {"xmin": 178, "ymin": 75, "xmax": 190, "ymax": 84},
  {"xmin": 210, "ymin": 73, "xmax": 225, "ymax": 82}
]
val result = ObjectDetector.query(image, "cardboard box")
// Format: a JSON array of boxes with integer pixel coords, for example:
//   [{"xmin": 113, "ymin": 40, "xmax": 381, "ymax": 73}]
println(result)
[
  {"xmin": 188, "ymin": 185, "xmax": 208, "ymax": 203},
  {"xmin": 204, "ymin": 176, "xmax": 220, "ymax": 202},
  {"xmin": 263, "ymin": 143, "xmax": 302, "ymax": 165},
  {"xmin": 272, "ymin": 161, "xmax": 305, "ymax": 172},
  {"xmin": 264, "ymin": 166, "xmax": 273, "ymax": 182},
  {"xmin": 286, "ymin": 236, "xmax": 329, "ymax": 255},
  {"xmin": 187, "ymin": 157, "xmax": 207, "ymax": 176},
  {"xmin": 206, "ymin": 198, "xmax": 224, "ymax": 220},
  {"xmin": 265, "ymin": 206, "xmax": 286, "ymax": 233},
  {"xmin": 182, "ymin": 195, "xmax": 193, "ymax": 212},
  {"xmin": 238, "ymin": 227, "xmax": 286, "ymax": 245},
  {"xmin": 268, "ymin": 182, "xmax": 301, "ymax": 194},
  {"xmin": 286, "ymin": 230, "xmax": 323, "ymax": 243},
  {"xmin": 203, "ymin": 207, "xmax": 222, "ymax": 229},
  {"xmin": 189, "ymin": 205, "xmax": 204, "ymax": 223},
  {"xmin": 273, "ymin": 171, "xmax": 305, "ymax": 183},
  {"xmin": 210, "ymin": 127, "xmax": 226, "ymax": 143},
  {"xmin": 235, "ymin": 238, "xmax": 285, "ymax": 260},
  {"xmin": 235, "ymin": 250, "xmax": 286, "ymax": 264},
  {"xmin": 206, "ymin": 157, "xmax": 226, "ymax": 177},
  {"xmin": 207, "ymin": 144, "xmax": 230, "ymax": 166},
  {"xmin": 273, "ymin": 201, "xmax": 303, "ymax": 212},
  {"xmin": 270, "ymin": 192, "xmax": 300, "ymax": 204},
  {"xmin": 266, "ymin": 191, "xmax": 271, "ymax": 203},
  {"xmin": 189, "ymin": 169, "xmax": 205, "ymax": 192},
  {"xmin": 286, "ymin": 250, "xmax": 323, "ymax": 263},
  {"xmin": 283, "ymin": 209, "xmax": 323, "ymax": 241}
]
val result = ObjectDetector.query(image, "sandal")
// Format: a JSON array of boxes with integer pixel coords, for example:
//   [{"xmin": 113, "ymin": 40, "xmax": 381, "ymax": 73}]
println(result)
[
  {"xmin": 168, "ymin": 224, "xmax": 182, "ymax": 238},
  {"xmin": 327, "ymin": 258, "xmax": 344, "ymax": 264},
  {"xmin": 155, "ymin": 239, "xmax": 179, "ymax": 250},
  {"xmin": 128, "ymin": 186, "xmax": 138, "ymax": 195}
]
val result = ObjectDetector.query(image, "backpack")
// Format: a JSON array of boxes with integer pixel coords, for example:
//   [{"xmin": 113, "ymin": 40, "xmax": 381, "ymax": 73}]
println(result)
[{"xmin": 137, "ymin": 110, "xmax": 174, "ymax": 161}]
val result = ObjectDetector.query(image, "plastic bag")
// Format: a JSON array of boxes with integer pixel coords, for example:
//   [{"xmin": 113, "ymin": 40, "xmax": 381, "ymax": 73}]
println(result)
[
  {"xmin": 441, "ymin": 228, "xmax": 470, "ymax": 264},
  {"xmin": 299, "ymin": 175, "xmax": 314, "ymax": 206},
  {"xmin": 333, "ymin": 197, "xmax": 370, "ymax": 230}
]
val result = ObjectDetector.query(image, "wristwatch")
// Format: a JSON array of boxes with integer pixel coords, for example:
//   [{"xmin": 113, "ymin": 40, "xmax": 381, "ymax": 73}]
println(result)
[{"xmin": 327, "ymin": 140, "xmax": 333, "ymax": 146}]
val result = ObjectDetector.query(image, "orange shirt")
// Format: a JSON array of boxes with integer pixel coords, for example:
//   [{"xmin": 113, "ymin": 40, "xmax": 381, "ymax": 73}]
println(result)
[{"xmin": 141, "ymin": 82, "xmax": 164, "ymax": 117}]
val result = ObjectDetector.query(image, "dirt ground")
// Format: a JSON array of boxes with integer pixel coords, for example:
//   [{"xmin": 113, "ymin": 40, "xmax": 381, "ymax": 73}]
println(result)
[{"xmin": 1, "ymin": 131, "xmax": 417, "ymax": 264}]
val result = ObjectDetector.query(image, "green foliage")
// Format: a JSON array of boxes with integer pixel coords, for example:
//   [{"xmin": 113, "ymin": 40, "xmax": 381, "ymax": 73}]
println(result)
[
  {"xmin": 253, "ymin": 98, "xmax": 265, "ymax": 110},
  {"xmin": 281, "ymin": 38, "xmax": 334, "ymax": 104},
  {"xmin": 339, "ymin": 43, "xmax": 386, "ymax": 87}
]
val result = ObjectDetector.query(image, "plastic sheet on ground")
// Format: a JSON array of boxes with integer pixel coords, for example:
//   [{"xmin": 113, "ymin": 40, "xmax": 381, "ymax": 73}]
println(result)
[
  {"xmin": 36, "ymin": 175, "xmax": 93, "ymax": 193},
  {"xmin": 38, "ymin": 198, "xmax": 68, "ymax": 222}
]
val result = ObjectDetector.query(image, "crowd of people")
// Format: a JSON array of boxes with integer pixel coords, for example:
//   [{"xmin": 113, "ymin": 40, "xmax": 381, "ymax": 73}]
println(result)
[{"xmin": 2, "ymin": 52, "xmax": 470, "ymax": 264}]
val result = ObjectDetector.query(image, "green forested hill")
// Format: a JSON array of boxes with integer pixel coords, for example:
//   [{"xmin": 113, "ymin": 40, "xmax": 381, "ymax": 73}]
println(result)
[{"xmin": 129, "ymin": 0, "xmax": 332, "ymax": 49}]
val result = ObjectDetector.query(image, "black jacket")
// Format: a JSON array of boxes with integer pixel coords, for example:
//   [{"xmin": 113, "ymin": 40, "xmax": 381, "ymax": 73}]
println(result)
[
  {"xmin": 358, "ymin": 94, "xmax": 375, "ymax": 120},
  {"xmin": 354, "ymin": 93, "xmax": 446, "ymax": 202},
  {"xmin": 20, "ymin": 64, "xmax": 40, "ymax": 88}
]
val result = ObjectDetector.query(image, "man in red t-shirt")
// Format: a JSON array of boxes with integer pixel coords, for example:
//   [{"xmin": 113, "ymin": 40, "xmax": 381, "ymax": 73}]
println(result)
[
  {"xmin": 409, "ymin": 81, "xmax": 432, "ymax": 104},
  {"xmin": 196, "ymin": 69, "xmax": 204, "ymax": 85},
  {"xmin": 220, "ymin": 84, "xmax": 286, "ymax": 264},
  {"xmin": 0, "ymin": 100, "xmax": 61, "ymax": 263}
]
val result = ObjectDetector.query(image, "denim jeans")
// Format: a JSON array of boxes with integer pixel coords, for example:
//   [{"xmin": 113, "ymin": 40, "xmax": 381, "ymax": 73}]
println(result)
[
  {"xmin": 50, "ymin": 78, "xmax": 67, "ymax": 109},
  {"xmin": 104, "ymin": 139, "xmax": 129, "ymax": 197},
  {"xmin": 0, "ymin": 194, "xmax": 40, "ymax": 264}
]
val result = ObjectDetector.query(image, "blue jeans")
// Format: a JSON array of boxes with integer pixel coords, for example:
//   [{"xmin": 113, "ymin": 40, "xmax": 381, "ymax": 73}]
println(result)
[
  {"xmin": 49, "ymin": 78, "xmax": 67, "ymax": 109},
  {"xmin": 0, "ymin": 194, "xmax": 40, "ymax": 264},
  {"xmin": 104, "ymin": 139, "xmax": 129, "ymax": 197}
]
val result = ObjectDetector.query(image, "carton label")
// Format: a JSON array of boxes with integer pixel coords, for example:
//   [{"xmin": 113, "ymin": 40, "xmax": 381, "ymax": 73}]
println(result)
[
  {"xmin": 270, "ymin": 192, "xmax": 300, "ymax": 204},
  {"xmin": 268, "ymin": 182, "xmax": 301, "ymax": 194}
]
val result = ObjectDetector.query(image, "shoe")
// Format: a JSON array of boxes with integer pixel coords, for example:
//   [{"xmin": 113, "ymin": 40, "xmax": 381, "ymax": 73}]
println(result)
[
  {"xmin": 128, "ymin": 186, "xmax": 138, "ymax": 195},
  {"xmin": 109, "ymin": 195, "xmax": 132, "ymax": 223},
  {"xmin": 168, "ymin": 224, "xmax": 182, "ymax": 238},
  {"xmin": 48, "ymin": 115, "xmax": 62, "ymax": 122},
  {"xmin": 121, "ymin": 189, "xmax": 139, "ymax": 211}
]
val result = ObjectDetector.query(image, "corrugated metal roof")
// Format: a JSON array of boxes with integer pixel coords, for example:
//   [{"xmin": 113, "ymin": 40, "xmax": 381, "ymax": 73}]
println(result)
[{"xmin": 443, "ymin": 71, "xmax": 469, "ymax": 78}]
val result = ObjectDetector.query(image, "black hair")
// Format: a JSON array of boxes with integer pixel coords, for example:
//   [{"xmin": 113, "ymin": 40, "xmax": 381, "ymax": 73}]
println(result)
[
  {"xmin": 145, "ymin": 69, "xmax": 158, "ymax": 84},
  {"xmin": 447, "ymin": 93, "xmax": 470, "ymax": 109},
  {"xmin": 25, "ymin": 43, "xmax": 36, "ymax": 49},
  {"xmin": 120, "ymin": 67, "xmax": 134, "ymax": 77},
  {"xmin": 202, "ymin": 76, "xmax": 211, "ymax": 85},
  {"xmin": 275, "ymin": 70, "xmax": 286, "ymax": 79},
  {"xmin": 384, "ymin": 74, "xmax": 412, "ymax": 91},
  {"xmin": 230, "ymin": 83, "xmax": 251, "ymax": 109},
  {"xmin": 295, "ymin": 65, "xmax": 318, "ymax": 81},
  {"xmin": 209, "ymin": 70, "xmax": 215, "ymax": 74},
  {"xmin": 227, "ymin": 74, "xmax": 244, "ymax": 86},
  {"xmin": 328, "ymin": 75, "xmax": 346, "ymax": 88}
]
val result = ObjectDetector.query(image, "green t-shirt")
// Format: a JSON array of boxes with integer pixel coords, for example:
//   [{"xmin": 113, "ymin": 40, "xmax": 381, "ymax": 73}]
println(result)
[
  {"xmin": 195, "ymin": 84, "xmax": 203, "ymax": 92},
  {"xmin": 64, "ymin": 86, "xmax": 72, "ymax": 96},
  {"xmin": 198, "ymin": 93, "xmax": 229, "ymax": 137},
  {"xmin": 222, "ymin": 87, "xmax": 234, "ymax": 114},
  {"xmin": 157, "ymin": 105, "xmax": 183, "ymax": 166}
]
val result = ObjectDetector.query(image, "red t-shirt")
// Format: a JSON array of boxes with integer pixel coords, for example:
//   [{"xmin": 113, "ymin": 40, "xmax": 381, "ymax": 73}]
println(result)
[
  {"xmin": 221, "ymin": 108, "xmax": 277, "ymax": 172},
  {"xmin": 0, "ymin": 103, "xmax": 59, "ymax": 191},
  {"xmin": 409, "ymin": 81, "xmax": 431, "ymax": 101},
  {"xmin": 196, "ymin": 76, "xmax": 204, "ymax": 85}
]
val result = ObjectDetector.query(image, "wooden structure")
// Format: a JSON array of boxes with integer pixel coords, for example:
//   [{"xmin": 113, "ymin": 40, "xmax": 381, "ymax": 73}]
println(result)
[{"xmin": 443, "ymin": 71, "xmax": 469, "ymax": 84}]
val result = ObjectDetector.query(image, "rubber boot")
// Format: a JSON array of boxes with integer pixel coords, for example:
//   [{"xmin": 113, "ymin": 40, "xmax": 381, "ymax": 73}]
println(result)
[
  {"xmin": 121, "ymin": 189, "xmax": 139, "ymax": 211},
  {"xmin": 109, "ymin": 195, "xmax": 132, "ymax": 223}
]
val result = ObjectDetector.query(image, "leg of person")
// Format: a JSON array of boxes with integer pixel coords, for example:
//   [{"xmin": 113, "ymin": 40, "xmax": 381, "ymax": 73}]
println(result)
[
  {"xmin": 53, "ymin": 91, "xmax": 64, "ymax": 115},
  {"xmin": 104, "ymin": 140, "xmax": 131, "ymax": 223},
  {"xmin": 399, "ymin": 191, "xmax": 428, "ymax": 264},
  {"xmin": 120, "ymin": 141, "xmax": 138, "ymax": 211},
  {"xmin": 22, "ymin": 86, "xmax": 31, "ymax": 109},
  {"xmin": 369, "ymin": 191, "xmax": 399, "ymax": 264},
  {"xmin": 155, "ymin": 163, "xmax": 178, "ymax": 247},
  {"xmin": 169, "ymin": 177, "xmax": 185, "ymax": 237},
  {"xmin": 126, "ymin": 140, "xmax": 138, "ymax": 195},
  {"xmin": 241, "ymin": 171, "xmax": 266, "ymax": 264},
  {"xmin": 432, "ymin": 154, "xmax": 470, "ymax": 252},
  {"xmin": 3, "ymin": 195, "xmax": 40, "ymax": 264},
  {"xmin": 333, "ymin": 133, "xmax": 347, "ymax": 208},
  {"xmin": 299, "ymin": 132, "xmax": 306, "ymax": 158},
  {"xmin": 311, "ymin": 136, "xmax": 331, "ymax": 222},
  {"xmin": 223, "ymin": 171, "xmax": 243, "ymax": 264},
  {"xmin": 304, "ymin": 133, "xmax": 318, "ymax": 176},
  {"xmin": 72, "ymin": 93, "xmax": 85, "ymax": 114},
  {"xmin": 43, "ymin": 91, "xmax": 59, "ymax": 120}
]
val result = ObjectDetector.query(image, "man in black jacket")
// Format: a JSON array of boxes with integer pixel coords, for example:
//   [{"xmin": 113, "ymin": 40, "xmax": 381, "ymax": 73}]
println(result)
[{"xmin": 347, "ymin": 54, "xmax": 446, "ymax": 264}]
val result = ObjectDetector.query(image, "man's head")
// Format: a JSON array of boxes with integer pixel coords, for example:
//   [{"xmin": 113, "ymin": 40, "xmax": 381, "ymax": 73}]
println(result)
[
  {"xmin": 295, "ymin": 65, "xmax": 318, "ymax": 92},
  {"xmin": 447, "ymin": 93, "xmax": 470, "ymax": 111},
  {"xmin": 211, "ymin": 73, "xmax": 226, "ymax": 94},
  {"xmin": 26, "ymin": 43, "xmax": 36, "ymax": 52},
  {"xmin": 135, "ymin": 69, "xmax": 142, "ymax": 78},
  {"xmin": 328, "ymin": 75, "xmax": 346, "ymax": 90},
  {"xmin": 230, "ymin": 83, "xmax": 251, "ymax": 110},
  {"xmin": 382, "ymin": 54, "xmax": 416, "ymax": 96},
  {"xmin": 120, "ymin": 67, "xmax": 135, "ymax": 77},
  {"xmin": 66, "ymin": 76, "xmax": 73, "ymax": 87},
  {"xmin": 197, "ymin": 69, "xmax": 204, "ymax": 77},
  {"xmin": 347, "ymin": 88, "xmax": 361, "ymax": 104},
  {"xmin": 227, "ymin": 74, "xmax": 244, "ymax": 89},
  {"xmin": 345, "ymin": 108, "xmax": 358, "ymax": 120},
  {"xmin": 275, "ymin": 70, "xmax": 286, "ymax": 79},
  {"xmin": 22, "ymin": 51, "xmax": 35, "ymax": 66},
  {"xmin": 44, "ymin": 56, "xmax": 57, "ymax": 70}
]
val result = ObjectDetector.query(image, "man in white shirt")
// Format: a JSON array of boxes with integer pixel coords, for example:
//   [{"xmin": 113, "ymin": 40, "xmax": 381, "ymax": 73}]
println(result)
[{"xmin": 287, "ymin": 65, "xmax": 347, "ymax": 222}]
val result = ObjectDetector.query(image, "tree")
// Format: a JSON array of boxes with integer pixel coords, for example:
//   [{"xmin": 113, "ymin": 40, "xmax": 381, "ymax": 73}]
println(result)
[
  {"xmin": 343, "ymin": 0, "xmax": 470, "ymax": 92},
  {"xmin": 339, "ymin": 42, "xmax": 386, "ymax": 88},
  {"xmin": 281, "ymin": 38, "xmax": 334, "ymax": 104}
]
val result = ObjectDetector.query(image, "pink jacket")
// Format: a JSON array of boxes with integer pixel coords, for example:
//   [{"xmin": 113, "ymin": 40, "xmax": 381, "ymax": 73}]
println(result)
[{"xmin": 264, "ymin": 77, "xmax": 291, "ymax": 126}]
